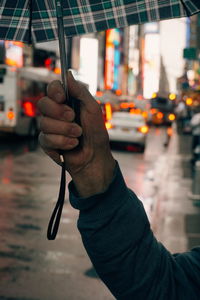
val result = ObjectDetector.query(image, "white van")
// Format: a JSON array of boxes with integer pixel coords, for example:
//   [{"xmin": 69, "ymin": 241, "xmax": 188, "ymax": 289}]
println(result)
[{"xmin": 0, "ymin": 65, "xmax": 59, "ymax": 136}]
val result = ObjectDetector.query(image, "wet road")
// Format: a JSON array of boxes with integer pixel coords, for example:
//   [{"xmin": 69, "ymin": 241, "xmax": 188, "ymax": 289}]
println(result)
[{"xmin": 0, "ymin": 128, "xmax": 169, "ymax": 300}]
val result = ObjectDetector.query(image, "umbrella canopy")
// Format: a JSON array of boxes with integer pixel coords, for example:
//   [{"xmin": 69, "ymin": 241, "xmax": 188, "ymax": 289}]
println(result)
[{"xmin": 0, "ymin": 0, "xmax": 200, "ymax": 44}]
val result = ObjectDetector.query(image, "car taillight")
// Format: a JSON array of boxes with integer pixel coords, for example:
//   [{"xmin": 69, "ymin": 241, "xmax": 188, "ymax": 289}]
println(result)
[
  {"xmin": 150, "ymin": 108, "xmax": 157, "ymax": 114},
  {"xmin": 168, "ymin": 113, "xmax": 176, "ymax": 121},
  {"xmin": 157, "ymin": 112, "xmax": 163, "ymax": 119},
  {"xmin": 105, "ymin": 122, "xmax": 114, "ymax": 129},
  {"xmin": 23, "ymin": 101, "xmax": 35, "ymax": 117},
  {"xmin": 137, "ymin": 125, "xmax": 149, "ymax": 134},
  {"xmin": 7, "ymin": 109, "xmax": 15, "ymax": 120},
  {"xmin": 142, "ymin": 111, "xmax": 148, "ymax": 118}
]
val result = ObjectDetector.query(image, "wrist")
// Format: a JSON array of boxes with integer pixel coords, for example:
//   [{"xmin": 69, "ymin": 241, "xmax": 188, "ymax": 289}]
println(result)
[{"xmin": 71, "ymin": 155, "xmax": 116, "ymax": 198}]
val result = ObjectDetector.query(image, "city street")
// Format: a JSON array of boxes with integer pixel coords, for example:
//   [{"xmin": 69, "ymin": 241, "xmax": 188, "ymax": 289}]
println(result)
[{"xmin": 0, "ymin": 127, "xmax": 169, "ymax": 300}]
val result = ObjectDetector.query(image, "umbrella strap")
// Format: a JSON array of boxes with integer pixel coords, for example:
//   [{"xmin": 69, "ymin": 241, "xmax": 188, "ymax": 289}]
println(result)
[
  {"xmin": 47, "ymin": 97, "xmax": 81, "ymax": 240},
  {"xmin": 47, "ymin": 160, "xmax": 66, "ymax": 240}
]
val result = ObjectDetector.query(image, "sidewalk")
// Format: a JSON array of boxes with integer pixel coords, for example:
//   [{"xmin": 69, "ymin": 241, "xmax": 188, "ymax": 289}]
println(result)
[{"xmin": 151, "ymin": 128, "xmax": 200, "ymax": 254}]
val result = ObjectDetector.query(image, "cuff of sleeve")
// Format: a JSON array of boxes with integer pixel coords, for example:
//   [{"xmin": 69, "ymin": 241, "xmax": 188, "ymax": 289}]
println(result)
[{"xmin": 68, "ymin": 161, "xmax": 129, "ymax": 212}]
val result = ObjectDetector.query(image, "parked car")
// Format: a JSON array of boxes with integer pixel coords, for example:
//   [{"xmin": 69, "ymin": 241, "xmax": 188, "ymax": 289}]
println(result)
[{"xmin": 106, "ymin": 112, "xmax": 149, "ymax": 151}]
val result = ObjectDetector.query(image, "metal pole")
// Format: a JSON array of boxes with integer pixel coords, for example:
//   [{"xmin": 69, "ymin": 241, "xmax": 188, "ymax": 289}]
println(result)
[{"xmin": 55, "ymin": 0, "xmax": 69, "ymax": 101}]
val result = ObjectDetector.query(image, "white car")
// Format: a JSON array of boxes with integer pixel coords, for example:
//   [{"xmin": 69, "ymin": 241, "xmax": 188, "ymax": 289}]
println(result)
[{"xmin": 106, "ymin": 112, "xmax": 149, "ymax": 151}]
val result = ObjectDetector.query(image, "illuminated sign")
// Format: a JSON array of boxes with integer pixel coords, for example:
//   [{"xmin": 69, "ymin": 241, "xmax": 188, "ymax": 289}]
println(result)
[
  {"xmin": 79, "ymin": 38, "xmax": 98, "ymax": 95},
  {"xmin": 5, "ymin": 41, "xmax": 23, "ymax": 68},
  {"xmin": 104, "ymin": 29, "xmax": 121, "ymax": 90}
]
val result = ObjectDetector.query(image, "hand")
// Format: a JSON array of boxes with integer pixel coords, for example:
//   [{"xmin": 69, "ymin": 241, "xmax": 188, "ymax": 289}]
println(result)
[{"xmin": 37, "ymin": 72, "xmax": 115, "ymax": 197}]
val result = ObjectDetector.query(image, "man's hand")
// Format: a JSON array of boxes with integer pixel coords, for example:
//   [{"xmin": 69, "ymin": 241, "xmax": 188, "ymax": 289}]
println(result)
[{"xmin": 37, "ymin": 72, "xmax": 115, "ymax": 197}]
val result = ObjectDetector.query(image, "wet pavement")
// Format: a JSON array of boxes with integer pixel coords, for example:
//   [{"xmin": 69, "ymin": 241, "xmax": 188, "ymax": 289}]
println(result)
[
  {"xmin": 0, "ymin": 127, "xmax": 198, "ymax": 300},
  {"xmin": 151, "ymin": 131, "xmax": 200, "ymax": 253}
]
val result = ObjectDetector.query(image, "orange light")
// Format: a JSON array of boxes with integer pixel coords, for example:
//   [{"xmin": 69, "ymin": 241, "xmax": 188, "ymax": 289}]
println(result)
[
  {"xmin": 54, "ymin": 67, "xmax": 61, "ymax": 74},
  {"xmin": 150, "ymin": 108, "xmax": 157, "ymax": 114},
  {"xmin": 137, "ymin": 94, "xmax": 143, "ymax": 100},
  {"xmin": 105, "ymin": 102, "xmax": 112, "ymax": 120},
  {"xmin": 134, "ymin": 108, "xmax": 141, "ymax": 114},
  {"xmin": 120, "ymin": 102, "xmax": 135, "ymax": 109},
  {"xmin": 138, "ymin": 125, "xmax": 149, "ymax": 134},
  {"xmin": 105, "ymin": 122, "xmax": 113, "ymax": 129},
  {"xmin": 23, "ymin": 102, "xmax": 35, "ymax": 117},
  {"xmin": 96, "ymin": 91, "xmax": 103, "ymax": 97},
  {"xmin": 130, "ymin": 108, "xmax": 135, "ymax": 114},
  {"xmin": 7, "ymin": 110, "xmax": 15, "ymax": 120},
  {"xmin": 120, "ymin": 102, "xmax": 129, "ymax": 109},
  {"xmin": 168, "ymin": 113, "xmax": 176, "ymax": 121},
  {"xmin": 167, "ymin": 127, "xmax": 173, "ymax": 136},
  {"xmin": 5, "ymin": 57, "xmax": 19, "ymax": 67},
  {"xmin": 157, "ymin": 112, "xmax": 164, "ymax": 119},
  {"xmin": 186, "ymin": 98, "xmax": 193, "ymax": 106},
  {"xmin": 115, "ymin": 89, "xmax": 122, "ymax": 96},
  {"xmin": 130, "ymin": 108, "xmax": 141, "ymax": 115},
  {"xmin": 96, "ymin": 99, "xmax": 101, "ymax": 104},
  {"xmin": 129, "ymin": 102, "xmax": 135, "ymax": 108},
  {"xmin": 169, "ymin": 93, "xmax": 176, "ymax": 101},
  {"xmin": 142, "ymin": 111, "xmax": 148, "ymax": 118}
]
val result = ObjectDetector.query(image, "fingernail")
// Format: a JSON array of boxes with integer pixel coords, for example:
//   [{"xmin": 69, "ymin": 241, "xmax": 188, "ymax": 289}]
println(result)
[
  {"xmin": 71, "ymin": 126, "xmax": 82, "ymax": 136},
  {"xmin": 70, "ymin": 139, "xmax": 79, "ymax": 146},
  {"xmin": 64, "ymin": 110, "xmax": 74, "ymax": 121}
]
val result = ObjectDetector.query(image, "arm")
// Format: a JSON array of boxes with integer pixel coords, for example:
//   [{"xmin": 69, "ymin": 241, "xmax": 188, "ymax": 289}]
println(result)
[
  {"xmin": 37, "ymin": 74, "xmax": 200, "ymax": 300},
  {"xmin": 69, "ymin": 163, "xmax": 200, "ymax": 300}
]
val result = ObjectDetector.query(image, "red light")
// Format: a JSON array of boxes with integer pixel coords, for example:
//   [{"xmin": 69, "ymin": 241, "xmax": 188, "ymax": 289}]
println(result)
[
  {"xmin": 45, "ymin": 58, "xmax": 52, "ymax": 70},
  {"xmin": 23, "ymin": 102, "xmax": 35, "ymax": 117}
]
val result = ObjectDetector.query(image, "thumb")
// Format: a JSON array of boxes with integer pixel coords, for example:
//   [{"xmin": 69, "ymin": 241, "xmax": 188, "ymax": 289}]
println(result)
[
  {"xmin": 47, "ymin": 80, "xmax": 66, "ymax": 104},
  {"xmin": 67, "ymin": 71, "xmax": 96, "ymax": 109}
]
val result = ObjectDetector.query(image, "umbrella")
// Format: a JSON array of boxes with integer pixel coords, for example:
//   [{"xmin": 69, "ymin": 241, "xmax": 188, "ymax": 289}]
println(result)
[
  {"xmin": 0, "ymin": 0, "xmax": 200, "ymax": 240},
  {"xmin": 1, "ymin": 1, "xmax": 200, "ymax": 44}
]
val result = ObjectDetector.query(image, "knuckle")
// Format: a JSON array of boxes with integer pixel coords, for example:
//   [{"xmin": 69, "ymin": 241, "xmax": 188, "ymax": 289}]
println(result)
[
  {"xmin": 58, "ymin": 135, "xmax": 68, "ymax": 147},
  {"xmin": 37, "ymin": 97, "xmax": 49, "ymax": 112},
  {"xmin": 39, "ymin": 117, "xmax": 47, "ymax": 132}
]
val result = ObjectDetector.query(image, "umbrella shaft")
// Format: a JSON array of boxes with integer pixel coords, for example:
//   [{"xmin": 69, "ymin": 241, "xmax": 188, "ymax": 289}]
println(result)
[{"xmin": 56, "ymin": 0, "xmax": 69, "ymax": 101}]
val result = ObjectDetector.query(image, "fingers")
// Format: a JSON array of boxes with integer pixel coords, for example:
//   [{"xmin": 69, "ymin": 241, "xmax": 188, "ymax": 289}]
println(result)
[
  {"xmin": 39, "ymin": 132, "xmax": 79, "ymax": 151},
  {"xmin": 46, "ymin": 72, "xmax": 99, "ymax": 112},
  {"xmin": 67, "ymin": 72, "xmax": 97, "ymax": 110},
  {"xmin": 37, "ymin": 97, "xmax": 75, "ymax": 122},
  {"xmin": 47, "ymin": 80, "xmax": 66, "ymax": 104},
  {"xmin": 40, "ymin": 117, "xmax": 82, "ymax": 137}
]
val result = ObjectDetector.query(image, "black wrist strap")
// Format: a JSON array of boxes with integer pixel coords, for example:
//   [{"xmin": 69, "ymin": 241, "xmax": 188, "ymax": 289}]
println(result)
[
  {"xmin": 47, "ymin": 96, "xmax": 81, "ymax": 240},
  {"xmin": 47, "ymin": 160, "xmax": 66, "ymax": 240}
]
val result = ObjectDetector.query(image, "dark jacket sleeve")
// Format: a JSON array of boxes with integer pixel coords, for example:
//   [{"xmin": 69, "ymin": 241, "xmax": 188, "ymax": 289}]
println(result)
[{"xmin": 69, "ymin": 163, "xmax": 200, "ymax": 300}]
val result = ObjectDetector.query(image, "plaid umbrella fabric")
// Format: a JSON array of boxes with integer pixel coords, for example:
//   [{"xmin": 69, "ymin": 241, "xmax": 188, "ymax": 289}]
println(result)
[{"xmin": 0, "ymin": 0, "xmax": 200, "ymax": 44}]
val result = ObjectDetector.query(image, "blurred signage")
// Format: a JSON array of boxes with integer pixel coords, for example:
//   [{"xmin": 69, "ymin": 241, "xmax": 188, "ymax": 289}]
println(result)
[
  {"xmin": 143, "ymin": 34, "xmax": 160, "ymax": 99},
  {"xmin": 79, "ymin": 37, "xmax": 98, "ymax": 95},
  {"xmin": 5, "ymin": 41, "xmax": 23, "ymax": 67},
  {"xmin": 113, "ymin": 48, "xmax": 120, "ymax": 90},
  {"xmin": 104, "ymin": 29, "xmax": 121, "ymax": 90},
  {"xmin": 128, "ymin": 26, "xmax": 139, "ymax": 75},
  {"xmin": 183, "ymin": 47, "xmax": 197, "ymax": 60}
]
